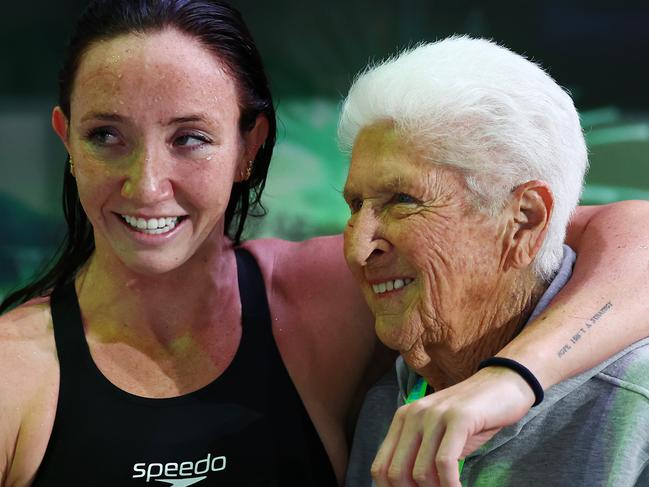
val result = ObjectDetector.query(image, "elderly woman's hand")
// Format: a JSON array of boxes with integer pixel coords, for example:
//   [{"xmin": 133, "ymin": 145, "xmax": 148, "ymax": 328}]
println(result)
[{"xmin": 370, "ymin": 366, "xmax": 535, "ymax": 487}]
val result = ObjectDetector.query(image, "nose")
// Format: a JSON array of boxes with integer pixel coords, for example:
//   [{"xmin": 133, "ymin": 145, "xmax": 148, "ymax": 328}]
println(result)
[
  {"xmin": 120, "ymin": 149, "xmax": 173, "ymax": 205},
  {"xmin": 344, "ymin": 205, "xmax": 391, "ymax": 267}
]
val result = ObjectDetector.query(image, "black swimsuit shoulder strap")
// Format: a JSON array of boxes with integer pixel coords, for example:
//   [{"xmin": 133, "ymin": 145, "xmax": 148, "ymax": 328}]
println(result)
[
  {"xmin": 49, "ymin": 282, "xmax": 88, "ymax": 371},
  {"xmin": 234, "ymin": 247, "xmax": 274, "ymax": 346}
]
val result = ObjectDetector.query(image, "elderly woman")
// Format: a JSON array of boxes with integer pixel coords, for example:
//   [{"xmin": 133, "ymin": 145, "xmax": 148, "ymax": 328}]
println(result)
[{"xmin": 341, "ymin": 37, "xmax": 649, "ymax": 486}]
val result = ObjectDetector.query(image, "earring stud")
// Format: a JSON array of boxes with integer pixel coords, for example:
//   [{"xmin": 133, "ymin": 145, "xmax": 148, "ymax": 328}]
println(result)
[{"xmin": 243, "ymin": 160, "xmax": 253, "ymax": 181}]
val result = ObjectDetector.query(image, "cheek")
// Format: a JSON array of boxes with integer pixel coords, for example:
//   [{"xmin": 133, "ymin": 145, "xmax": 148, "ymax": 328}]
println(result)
[
  {"xmin": 418, "ymin": 222, "xmax": 502, "ymax": 312},
  {"xmin": 74, "ymin": 164, "xmax": 121, "ymax": 217},
  {"xmin": 177, "ymin": 165, "xmax": 235, "ymax": 217},
  {"xmin": 404, "ymin": 218, "xmax": 456, "ymax": 280},
  {"xmin": 403, "ymin": 218, "xmax": 482, "ymax": 314}
]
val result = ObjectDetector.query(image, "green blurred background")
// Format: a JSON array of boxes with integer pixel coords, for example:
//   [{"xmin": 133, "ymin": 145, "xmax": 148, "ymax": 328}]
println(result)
[{"xmin": 1, "ymin": 0, "xmax": 648, "ymax": 299}]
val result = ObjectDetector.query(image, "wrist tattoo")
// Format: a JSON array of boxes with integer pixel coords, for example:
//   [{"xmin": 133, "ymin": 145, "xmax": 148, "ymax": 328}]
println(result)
[{"xmin": 557, "ymin": 301, "xmax": 613, "ymax": 359}]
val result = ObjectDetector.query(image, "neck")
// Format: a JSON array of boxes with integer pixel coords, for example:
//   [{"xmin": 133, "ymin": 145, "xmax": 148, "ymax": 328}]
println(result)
[
  {"xmin": 418, "ymin": 271, "xmax": 547, "ymax": 391},
  {"xmin": 76, "ymin": 226, "xmax": 239, "ymax": 347}
]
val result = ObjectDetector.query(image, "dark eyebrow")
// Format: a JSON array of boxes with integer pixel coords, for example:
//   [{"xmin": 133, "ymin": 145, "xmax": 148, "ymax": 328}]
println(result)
[
  {"xmin": 167, "ymin": 115, "xmax": 210, "ymax": 125},
  {"xmin": 80, "ymin": 112, "xmax": 126, "ymax": 123},
  {"xmin": 79, "ymin": 113, "xmax": 213, "ymax": 126}
]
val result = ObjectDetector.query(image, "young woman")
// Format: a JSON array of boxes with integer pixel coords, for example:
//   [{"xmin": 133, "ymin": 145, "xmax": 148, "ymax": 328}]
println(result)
[{"xmin": 1, "ymin": 1, "xmax": 648, "ymax": 486}]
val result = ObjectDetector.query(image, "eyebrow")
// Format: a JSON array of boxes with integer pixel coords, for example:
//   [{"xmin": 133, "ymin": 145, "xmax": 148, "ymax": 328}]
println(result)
[
  {"xmin": 80, "ymin": 112, "xmax": 125, "ymax": 123},
  {"xmin": 166, "ymin": 114, "xmax": 211, "ymax": 126},
  {"xmin": 78, "ymin": 112, "xmax": 214, "ymax": 126},
  {"xmin": 342, "ymin": 176, "xmax": 406, "ymax": 201}
]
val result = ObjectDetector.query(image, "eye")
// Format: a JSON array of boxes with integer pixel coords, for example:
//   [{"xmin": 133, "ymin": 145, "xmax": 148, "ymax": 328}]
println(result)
[
  {"xmin": 393, "ymin": 193, "xmax": 418, "ymax": 204},
  {"xmin": 85, "ymin": 127, "xmax": 122, "ymax": 146},
  {"xmin": 173, "ymin": 132, "xmax": 212, "ymax": 149},
  {"xmin": 347, "ymin": 198, "xmax": 363, "ymax": 214}
]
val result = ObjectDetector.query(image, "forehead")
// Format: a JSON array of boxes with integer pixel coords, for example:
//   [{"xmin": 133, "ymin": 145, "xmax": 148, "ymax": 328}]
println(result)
[
  {"xmin": 344, "ymin": 123, "xmax": 470, "ymax": 200},
  {"xmin": 70, "ymin": 28, "xmax": 238, "ymax": 118},
  {"xmin": 346, "ymin": 124, "xmax": 430, "ymax": 188}
]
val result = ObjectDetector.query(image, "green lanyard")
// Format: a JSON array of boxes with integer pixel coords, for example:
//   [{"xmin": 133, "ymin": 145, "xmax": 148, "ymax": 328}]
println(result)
[{"xmin": 405, "ymin": 377, "xmax": 465, "ymax": 475}]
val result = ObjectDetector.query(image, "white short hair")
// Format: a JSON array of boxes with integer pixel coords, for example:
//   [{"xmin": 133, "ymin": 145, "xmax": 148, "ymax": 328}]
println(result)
[{"xmin": 338, "ymin": 36, "xmax": 588, "ymax": 280}]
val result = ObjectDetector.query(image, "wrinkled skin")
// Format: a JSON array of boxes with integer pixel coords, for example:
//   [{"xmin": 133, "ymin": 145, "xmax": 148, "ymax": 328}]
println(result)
[{"xmin": 343, "ymin": 124, "xmax": 545, "ymax": 388}]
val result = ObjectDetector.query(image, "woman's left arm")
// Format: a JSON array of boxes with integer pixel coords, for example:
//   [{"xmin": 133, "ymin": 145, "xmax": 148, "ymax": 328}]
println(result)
[
  {"xmin": 370, "ymin": 199, "xmax": 649, "ymax": 487},
  {"xmin": 514, "ymin": 199, "xmax": 649, "ymax": 387}
]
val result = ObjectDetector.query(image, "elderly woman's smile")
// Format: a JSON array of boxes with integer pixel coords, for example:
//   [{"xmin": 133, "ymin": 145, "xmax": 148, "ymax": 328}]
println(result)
[{"xmin": 343, "ymin": 123, "xmax": 547, "ymax": 387}]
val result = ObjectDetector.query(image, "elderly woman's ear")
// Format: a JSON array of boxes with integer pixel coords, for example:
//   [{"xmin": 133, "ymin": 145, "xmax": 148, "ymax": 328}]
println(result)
[{"xmin": 503, "ymin": 180, "xmax": 554, "ymax": 270}]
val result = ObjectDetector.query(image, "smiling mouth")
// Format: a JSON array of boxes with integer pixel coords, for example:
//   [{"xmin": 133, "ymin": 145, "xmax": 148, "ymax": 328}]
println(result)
[
  {"xmin": 119, "ymin": 214, "xmax": 187, "ymax": 235},
  {"xmin": 371, "ymin": 278, "xmax": 414, "ymax": 295}
]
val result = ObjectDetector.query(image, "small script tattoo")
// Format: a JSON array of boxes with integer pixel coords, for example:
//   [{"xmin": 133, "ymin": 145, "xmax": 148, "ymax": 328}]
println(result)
[{"xmin": 557, "ymin": 301, "xmax": 613, "ymax": 359}]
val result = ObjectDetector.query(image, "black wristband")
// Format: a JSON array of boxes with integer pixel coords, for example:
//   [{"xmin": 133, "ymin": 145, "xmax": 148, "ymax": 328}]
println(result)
[{"xmin": 477, "ymin": 357, "xmax": 544, "ymax": 407}]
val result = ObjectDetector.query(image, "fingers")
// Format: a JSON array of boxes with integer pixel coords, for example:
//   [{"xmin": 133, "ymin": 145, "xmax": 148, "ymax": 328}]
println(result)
[
  {"xmin": 373, "ymin": 403, "xmax": 446, "ymax": 487},
  {"xmin": 389, "ymin": 408, "xmax": 442, "ymax": 486},
  {"xmin": 372, "ymin": 407, "xmax": 409, "ymax": 486},
  {"xmin": 409, "ymin": 421, "xmax": 445, "ymax": 487},
  {"xmin": 370, "ymin": 367, "xmax": 537, "ymax": 486},
  {"xmin": 428, "ymin": 419, "xmax": 466, "ymax": 487}
]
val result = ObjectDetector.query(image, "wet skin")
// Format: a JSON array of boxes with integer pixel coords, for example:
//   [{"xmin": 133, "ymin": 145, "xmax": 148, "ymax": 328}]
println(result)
[{"xmin": 54, "ymin": 28, "xmax": 253, "ymax": 276}]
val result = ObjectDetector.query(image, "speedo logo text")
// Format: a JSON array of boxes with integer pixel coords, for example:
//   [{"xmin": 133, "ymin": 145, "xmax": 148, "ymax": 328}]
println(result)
[{"xmin": 132, "ymin": 452, "xmax": 226, "ymax": 486}]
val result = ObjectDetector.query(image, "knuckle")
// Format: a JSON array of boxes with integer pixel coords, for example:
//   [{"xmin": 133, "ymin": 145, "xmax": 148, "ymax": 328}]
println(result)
[
  {"xmin": 393, "ymin": 405, "xmax": 408, "ymax": 420},
  {"xmin": 399, "ymin": 401, "xmax": 427, "ymax": 420},
  {"xmin": 370, "ymin": 462, "xmax": 387, "ymax": 479},
  {"xmin": 412, "ymin": 465, "xmax": 432, "ymax": 484},
  {"xmin": 435, "ymin": 453, "xmax": 456, "ymax": 469},
  {"xmin": 387, "ymin": 465, "xmax": 405, "ymax": 482}
]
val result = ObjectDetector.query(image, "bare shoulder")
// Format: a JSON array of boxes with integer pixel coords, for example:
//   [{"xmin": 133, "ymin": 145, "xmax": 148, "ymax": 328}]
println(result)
[
  {"xmin": 1, "ymin": 297, "xmax": 52, "ymax": 338},
  {"xmin": 243, "ymin": 235, "xmax": 362, "ymax": 311},
  {"xmin": 0, "ymin": 298, "xmax": 57, "ymax": 381},
  {"xmin": 0, "ymin": 300, "xmax": 59, "ymax": 486}
]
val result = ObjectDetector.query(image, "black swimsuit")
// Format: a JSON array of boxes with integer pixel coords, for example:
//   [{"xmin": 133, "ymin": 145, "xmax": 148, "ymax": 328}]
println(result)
[{"xmin": 32, "ymin": 248, "xmax": 337, "ymax": 486}]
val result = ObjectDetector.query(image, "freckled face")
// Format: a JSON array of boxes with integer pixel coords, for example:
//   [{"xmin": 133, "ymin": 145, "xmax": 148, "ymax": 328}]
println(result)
[
  {"xmin": 60, "ymin": 28, "xmax": 247, "ymax": 274},
  {"xmin": 343, "ymin": 125, "xmax": 507, "ymax": 367}
]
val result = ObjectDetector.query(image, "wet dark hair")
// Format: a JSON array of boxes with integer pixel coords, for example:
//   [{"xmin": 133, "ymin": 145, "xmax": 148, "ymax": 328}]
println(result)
[{"xmin": 1, "ymin": 0, "xmax": 276, "ymax": 312}]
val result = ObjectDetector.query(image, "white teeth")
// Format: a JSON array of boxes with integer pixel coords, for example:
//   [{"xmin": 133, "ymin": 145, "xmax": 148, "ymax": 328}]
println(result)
[
  {"xmin": 121, "ymin": 215, "xmax": 180, "ymax": 235},
  {"xmin": 372, "ymin": 278, "xmax": 413, "ymax": 295}
]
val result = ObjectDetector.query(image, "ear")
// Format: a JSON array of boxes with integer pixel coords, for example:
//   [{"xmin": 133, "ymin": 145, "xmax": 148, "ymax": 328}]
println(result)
[
  {"xmin": 503, "ymin": 180, "xmax": 553, "ymax": 271},
  {"xmin": 235, "ymin": 114, "xmax": 270, "ymax": 182},
  {"xmin": 52, "ymin": 106, "xmax": 71, "ymax": 151}
]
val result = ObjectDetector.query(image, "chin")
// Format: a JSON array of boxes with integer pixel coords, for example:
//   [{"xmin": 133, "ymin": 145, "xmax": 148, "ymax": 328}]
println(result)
[
  {"xmin": 374, "ymin": 316, "xmax": 413, "ymax": 352},
  {"xmin": 119, "ymin": 251, "xmax": 191, "ymax": 277}
]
